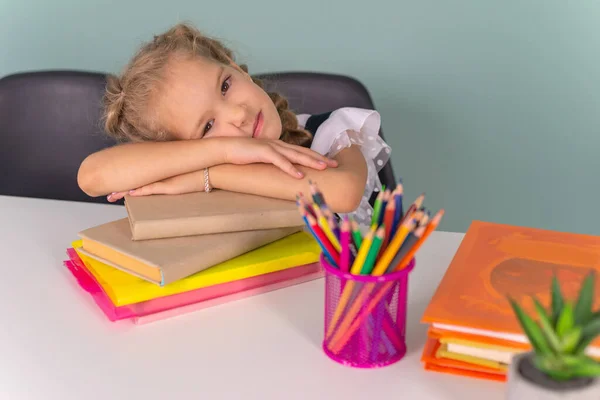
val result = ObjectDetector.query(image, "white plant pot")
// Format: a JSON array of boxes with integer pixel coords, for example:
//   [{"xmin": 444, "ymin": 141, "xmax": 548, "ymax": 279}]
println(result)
[{"xmin": 506, "ymin": 352, "xmax": 600, "ymax": 400}]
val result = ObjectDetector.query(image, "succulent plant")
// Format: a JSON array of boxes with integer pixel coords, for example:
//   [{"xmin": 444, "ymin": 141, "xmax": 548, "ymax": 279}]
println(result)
[{"xmin": 508, "ymin": 271, "xmax": 600, "ymax": 381}]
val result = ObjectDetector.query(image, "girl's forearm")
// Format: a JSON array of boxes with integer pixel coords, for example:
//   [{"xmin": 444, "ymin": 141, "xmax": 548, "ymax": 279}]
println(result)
[
  {"xmin": 77, "ymin": 139, "xmax": 226, "ymax": 196},
  {"xmin": 209, "ymin": 147, "xmax": 367, "ymax": 213}
]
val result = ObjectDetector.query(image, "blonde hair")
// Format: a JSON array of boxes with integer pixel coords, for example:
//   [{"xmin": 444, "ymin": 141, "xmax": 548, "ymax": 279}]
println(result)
[{"xmin": 103, "ymin": 23, "xmax": 312, "ymax": 146}]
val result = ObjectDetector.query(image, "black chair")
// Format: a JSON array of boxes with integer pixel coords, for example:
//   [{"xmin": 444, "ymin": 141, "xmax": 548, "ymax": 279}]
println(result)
[
  {"xmin": 0, "ymin": 70, "xmax": 395, "ymax": 204},
  {"xmin": 0, "ymin": 70, "xmax": 117, "ymax": 204}
]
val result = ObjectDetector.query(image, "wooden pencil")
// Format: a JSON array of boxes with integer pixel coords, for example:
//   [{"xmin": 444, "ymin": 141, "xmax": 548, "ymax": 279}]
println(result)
[
  {"xmin": 350, "ymin": 228, "xmax": 375, "ymax": 275},
  {"xmin": 313, "ymin": 204, "xmax": 341, "ymax": 252},
  {"xmin": 329, "ymin": 209, "xmax": 445, "ymax": 353},
  {"xmin": 381, "ymin": 198, "xmax": 395, "ymax": 250},
  {"xmin": 378, "ymin": 190, "xmax": 391, "ymax": 226},
  {"xmin": 339, "ymin": 217, "xmax": 351, "ymax": 272},
  {"xmin": 350, "ymin": 218, "xmax": 363, "ymax": 249},
  {"xmin": 360, "ymin": 226, "xmax": 385, "ymax": 275},
  {"xmin": 371, "ymin": 190, "xmax": 385, "ymax": 226},
  {"xmin": 390, "ymin": 183, "xmax": 404, "ymax": 238},
  {"xmin": 306, "ymin": 214, "xmax": 340, "ymax": 266}
]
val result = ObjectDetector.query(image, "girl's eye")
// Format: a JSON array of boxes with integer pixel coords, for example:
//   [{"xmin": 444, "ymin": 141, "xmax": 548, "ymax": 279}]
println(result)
[
  {"xmin": 204, "ymin": 119, "xmax": 214, "ymax": 135},
  {"xmin": 221, "ymin": 76, "xmax": 231, "ymax": 95}
]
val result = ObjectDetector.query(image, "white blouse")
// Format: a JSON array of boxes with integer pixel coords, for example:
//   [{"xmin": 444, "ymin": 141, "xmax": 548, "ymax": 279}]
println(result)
[{"xmin": 296, "ymin": 107, "xmax": 392, "ymax": 229}]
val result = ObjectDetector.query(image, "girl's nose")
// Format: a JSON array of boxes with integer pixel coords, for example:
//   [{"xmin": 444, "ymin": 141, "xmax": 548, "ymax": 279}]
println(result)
[{"xmin": 226, "ymin": 103, "xmax": 250, "ymax": 128}]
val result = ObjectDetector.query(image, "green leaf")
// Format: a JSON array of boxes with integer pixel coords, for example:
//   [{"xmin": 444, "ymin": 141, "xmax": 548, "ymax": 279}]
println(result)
[
  {"xmin": 551, "ymin": 275, "xmax": 565, "ymax": 327},
  {"xmin": 571, "ymin": 357, "xmax": 600, "ymax": 378},
  {"xmin": 534, "ymin": 356, "xmax": 573, "ymax": 381},
  {"xmin": 559, "ymin": 354, "xmax": 587, "ymax": 367},
  {"xmin": 556, "ymin": 302, "xmax": 575, "ymax": 339},
  {"xmin": 508, "ymin": 298, "xmax": 553, "ymax": 356},
  {"xmin": 574, "ymin": 271, "xmax": 596, "ymax": 325},
  {"xmin": 576, "ymin": 315, "xmax": 600, "ymax": 354},
  {"xmin": 559, "ymin": 326, "xmax": 582, "ymax": 353},
  {"xmin": 532, "ymin": 297, "xmax": 561, "ymax": 352}
]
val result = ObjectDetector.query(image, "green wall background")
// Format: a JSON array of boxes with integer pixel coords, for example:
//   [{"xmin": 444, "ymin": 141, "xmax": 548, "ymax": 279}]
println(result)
[{"xmin": 2, "ymin": 1, "xmax": 599, "ymax": 234}]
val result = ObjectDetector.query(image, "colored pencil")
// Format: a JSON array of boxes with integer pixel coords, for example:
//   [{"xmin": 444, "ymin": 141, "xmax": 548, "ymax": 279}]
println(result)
[
  {"xmin": 350, "ymin": 228, "xmax": 375, "ymax": 275},
  {"xmin": 313, "ymin": 204, "xmax": 341, "ymax": 253},
  {"xmin": 308, "ymin": 179, "xmax": 326, "ymax": 207},
  {"xmin": 350, "ymin": 218, "xmax": 363, "ymax": 249},
  {"xmin": 400, "ymin": 192, "xmax": 425, "ymax": 224},
  {"xmin": 306, "ymin": 214, "xmax": 340, "ymax": 266},
  {"xmin": 377, "ymin": 190, "xmax": 390, "ymax": 226},
  {"xmin": 394, "ymin": 210, "xmax": 443, "ymax": 272},
  {"xmin": 297, "ymin": 193, "xmax": 317, "ymax": 218},
  {"xmin": 325, "ymin": 228, "xmax": 374, "ymax": 339},
  {"xmin": 370, "ymin": 214, "xmax": 418, "ymax": 276},
  {"xmin": 359, "ymin": 226, "xmax": 385, "ymax": 275},
  {"xmin": 325, "ymin": 215, "xmax": 419, "ymax": 345},
  {"xmin": 329, "ymin": 215, "xmax": 340, "ymax": 240},
  {"xmin": 329, "ymin": 210, "xmax": 445, "ymax": 353},
  {"xmin": 371, "ymin": 190, "xmax": 385, "ymax": 226},
  {"xmin": 339, "ymin": 217, "xmax": 351, "ymax": 273},
  {"xmin": 390, "ymin": 183, "xmax": 404, "ymax": 238},
  {"xmin": 381, "ymin": 198, "xmax": 395, "ymax": 250},
  {"xmin": 296, "ymin": 203, "xmax": 337, "ymax": 266}
]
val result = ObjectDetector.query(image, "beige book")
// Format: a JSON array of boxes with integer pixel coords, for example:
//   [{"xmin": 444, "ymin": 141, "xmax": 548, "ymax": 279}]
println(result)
[
  {"xmin": 124, "ymin": 190, "xmax": 304, "ymax": 241},
  {"xmin": 77, "ymin": 218, "xmax": 301, "ymax": 286}
]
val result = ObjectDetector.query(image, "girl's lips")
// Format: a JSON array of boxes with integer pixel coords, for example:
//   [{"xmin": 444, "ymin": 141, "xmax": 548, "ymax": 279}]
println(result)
[{"xmin": 253, "ymin": 111, "xmax": 263, "ymax": 138}]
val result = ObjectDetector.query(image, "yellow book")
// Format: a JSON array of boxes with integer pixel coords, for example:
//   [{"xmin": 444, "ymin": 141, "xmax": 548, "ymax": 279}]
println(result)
[{"xmin": 72, "ymin": 231, "xmax": 321, "ymax": 306}]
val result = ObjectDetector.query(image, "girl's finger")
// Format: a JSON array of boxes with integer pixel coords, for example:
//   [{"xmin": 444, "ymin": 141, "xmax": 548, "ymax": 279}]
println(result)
[
  {"xmin": 263, "ymin": 147, "xmax": 304, "ymax": 178},
  {"xmin": 275, "ymin": 141, "xmax": 338, "ymax": 166},
  {"xmin": 129, "ymin": 185, "xmax": 155, "ymax": 196},
  {"xmin": 107, "ymin": 191, "xmax": 127, "ymax": 202},
  {"xmin": 276, "ymin": 146, "xmax": 328, "ymax": 170}
]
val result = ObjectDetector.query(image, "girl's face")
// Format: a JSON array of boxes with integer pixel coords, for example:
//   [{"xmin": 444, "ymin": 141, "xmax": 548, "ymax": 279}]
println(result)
[{"xmin": 155, "ymin": 56, "xmax": 282, "ymax": 141}]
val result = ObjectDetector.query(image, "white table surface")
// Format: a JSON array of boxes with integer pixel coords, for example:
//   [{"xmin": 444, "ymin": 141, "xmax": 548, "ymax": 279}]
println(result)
[{"xmin": 0, "ymin": 194, "xmax": 506, "ymax": 400}]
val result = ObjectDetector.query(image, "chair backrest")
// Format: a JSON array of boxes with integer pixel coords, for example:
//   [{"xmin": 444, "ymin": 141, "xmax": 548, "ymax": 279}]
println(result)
[
  {"xmin": 0, "ymin": 70, "xmax": 395, "ymax": 203},
  {"xmin": 0, "ymin": 70, "xmax": 117, "ymax": 204}
]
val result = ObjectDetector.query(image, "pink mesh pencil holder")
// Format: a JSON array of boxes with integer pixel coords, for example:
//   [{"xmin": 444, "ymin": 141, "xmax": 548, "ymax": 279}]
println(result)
[{"xmin": 321, "ymin": 253, "xmax": 415, "ymax": 368}]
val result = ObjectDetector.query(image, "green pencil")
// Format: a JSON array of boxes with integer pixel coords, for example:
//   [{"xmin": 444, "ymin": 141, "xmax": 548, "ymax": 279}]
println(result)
[
  {"xmin": 350, "ymin": 218, "xmax": 363, "ymax": 249},
  {"xmin": 371, "ymin": 189, "xmax": 385, "ymax": 226},
  {"xmin": 359, "ymin": 226, "xmax": 385, "ymax": 274}
]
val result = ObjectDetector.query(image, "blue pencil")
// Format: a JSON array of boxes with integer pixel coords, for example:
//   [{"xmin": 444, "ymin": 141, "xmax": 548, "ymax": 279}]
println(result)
[{"xmin": 390, "ymin": 183, "xmax": 404, "ymax": 238}]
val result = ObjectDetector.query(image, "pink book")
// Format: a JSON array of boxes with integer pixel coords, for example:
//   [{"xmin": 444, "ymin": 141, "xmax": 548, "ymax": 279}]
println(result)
[
  {"xmin": 65, "ymin": 249, "xmax": 322, "ymax": 323},
  {"xmin": 132, "ymin": 271, "xmax": 323, "ymax": 325}
]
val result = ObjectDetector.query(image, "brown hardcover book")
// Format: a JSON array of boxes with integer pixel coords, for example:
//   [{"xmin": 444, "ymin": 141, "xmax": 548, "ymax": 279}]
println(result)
[
  {"xmin": 124, "ymin": 190, "xmax": 304, "ymax": 240},
  {"xmin": 77, "ymin": 218, "xmax": 301, "ymax": 286}
]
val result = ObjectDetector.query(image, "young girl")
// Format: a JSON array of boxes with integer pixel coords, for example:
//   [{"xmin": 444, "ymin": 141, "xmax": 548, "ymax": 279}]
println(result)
[{"xmin": 77, "ymin": 23, "xmax": 392, "ymax": 228}]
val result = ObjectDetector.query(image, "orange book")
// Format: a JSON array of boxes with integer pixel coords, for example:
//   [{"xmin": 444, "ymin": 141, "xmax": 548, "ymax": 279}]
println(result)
[
  {"xmin": 421, "ymin": 220, "xmax": 600, "ymax": 358},
  {"xmin": 420, "ymin": 337, "xmax": 507, "ymax": 382}
]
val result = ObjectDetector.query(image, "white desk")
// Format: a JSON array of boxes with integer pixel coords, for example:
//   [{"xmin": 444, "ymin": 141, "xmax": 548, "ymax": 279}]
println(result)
[{"xmin": 0, "ymin": 195, "xmax": 505, "ymax": 399}]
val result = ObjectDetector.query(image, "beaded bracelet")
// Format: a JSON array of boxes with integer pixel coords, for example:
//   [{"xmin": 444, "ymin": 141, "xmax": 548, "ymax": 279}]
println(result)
[{"xmin": 203, "ymin": 167, "xmax": 212, "ymax": 193}]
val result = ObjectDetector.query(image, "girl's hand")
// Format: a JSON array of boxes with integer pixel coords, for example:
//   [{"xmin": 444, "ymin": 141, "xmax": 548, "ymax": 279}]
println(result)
[
  {"xmin": 220, "ymin": 138, "xmax": 337, "ymax": 178},
  {"xmin": 106, "ymin": 171, "xmax": 204, "ymax": 202}
]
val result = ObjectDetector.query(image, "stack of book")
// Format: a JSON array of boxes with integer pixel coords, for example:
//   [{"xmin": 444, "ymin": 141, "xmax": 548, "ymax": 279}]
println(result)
[
  {"xmin": 420, "ymin": 220, "xmax": 600, "ymax": 381},
  {"xmin": 64, "ymin": 190, "xmax": 323, "ymax": 324}
]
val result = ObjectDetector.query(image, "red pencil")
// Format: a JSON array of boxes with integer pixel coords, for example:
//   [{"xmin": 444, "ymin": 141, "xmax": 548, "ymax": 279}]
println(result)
[
  {"xmin": 381, "ymin": 200, "xmax": 395, "ymax": 250},
  {"xmin": 339, "ymin": 216, "xmax": 351, "ymax": 272},
  {"xmin": 307, "ymin": 214, "xmax": 340, "ymax": 266}
]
